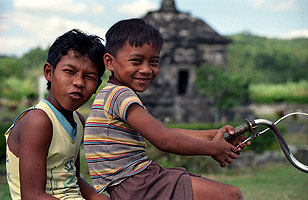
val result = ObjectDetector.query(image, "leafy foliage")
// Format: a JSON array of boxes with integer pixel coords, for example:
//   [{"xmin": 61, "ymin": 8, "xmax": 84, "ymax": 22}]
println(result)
[
  {"xmin": 196, "ymin": 65, "xmax": 250, "ymax": 120},
  {"xmin": 0, "ymin": 56, "xmax": 24, "ymax": 79},
  {"xmin": 0, "ymin": 47, "xmax": 48, "ymax": 101},
  {"xmin": 227, "ymin": 33, "xmax": 308, "ymax": 84},
  {"xmin": 2, "ymin": 77, "xmax": 38, "ymax": 101},
  {"xmin": 21, "ymin": 47, "xmax": 48, "ymax": 71}
]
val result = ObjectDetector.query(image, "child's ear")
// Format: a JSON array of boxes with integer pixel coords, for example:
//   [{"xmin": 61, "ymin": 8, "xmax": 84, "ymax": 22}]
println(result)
[
  {"xmin": 44, "ymin": 62, "xmax": 53, "ymax": 82},
  {"xmin": 104, "ymin": 53, "xmax": 115, "ymax": 72}
]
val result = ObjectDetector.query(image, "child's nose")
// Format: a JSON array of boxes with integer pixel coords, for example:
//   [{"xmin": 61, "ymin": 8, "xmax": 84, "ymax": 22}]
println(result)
[
  {"xmin": 73, "ymin": 74, "xmax": 85, "ymax": 88},
  {"xmin": 139, "ymin": 64, "xmax": 152, "ymax": 74}
]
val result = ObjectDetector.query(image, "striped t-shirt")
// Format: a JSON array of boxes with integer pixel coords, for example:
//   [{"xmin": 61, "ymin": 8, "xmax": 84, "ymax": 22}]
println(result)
[{"xmin": 84, "ymin": 83, "xmax": 152, "ymax": 193}]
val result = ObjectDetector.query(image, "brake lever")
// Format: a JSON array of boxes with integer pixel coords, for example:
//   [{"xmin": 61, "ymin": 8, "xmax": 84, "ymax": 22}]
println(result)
[
  {"xmin": 236, "ymin": 122, "xmax": 260, "ymax": 148},
  {"xmin": 224, "ymin": 119, "xmax": 260, "ymax": 147}
]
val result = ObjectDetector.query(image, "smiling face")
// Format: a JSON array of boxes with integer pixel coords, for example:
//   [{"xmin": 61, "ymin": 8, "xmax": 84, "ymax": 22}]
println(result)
[
  {"xmin": 104, "ymin": 41, "xmax": 160, "ymax": 92},
  {"xmin": 44, "ymin": 49, "xmax": 100, "ymax": 112}
]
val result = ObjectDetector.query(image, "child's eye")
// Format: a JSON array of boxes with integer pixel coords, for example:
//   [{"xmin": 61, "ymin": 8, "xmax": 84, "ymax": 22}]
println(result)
[
  {"xmin": 64, "ymin": 69, "xmax": 75, "ymax": 74},
  {"xmin": 85, "ymin": 75, "xmax": 97, "ymax": 81},
  {"xmin": 130, "ymin": 58, "xmax": 142, "ymax": 64},
  {"xmin": 151, "ymin": 59, "xmax": 159, "ymax": 66}
]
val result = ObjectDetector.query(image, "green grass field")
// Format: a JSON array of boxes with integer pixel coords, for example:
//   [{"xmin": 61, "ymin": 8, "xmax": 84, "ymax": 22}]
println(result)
[
  {"xmin": 209, "ymin": 164, "xmax": 308, "ymax": 200},
  {"xmin": 249, "ymin": 80, "xmax": 308, "ymax": 104},
  {"xmin": 1, "ymin": 162, "xmax": 307, "ymax": 200}
]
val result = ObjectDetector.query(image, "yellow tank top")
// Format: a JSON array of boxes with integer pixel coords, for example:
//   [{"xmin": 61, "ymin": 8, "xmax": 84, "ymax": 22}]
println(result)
[{"xmin": 5, "ymin": 100, "xmax": 85, "ymax": 200}]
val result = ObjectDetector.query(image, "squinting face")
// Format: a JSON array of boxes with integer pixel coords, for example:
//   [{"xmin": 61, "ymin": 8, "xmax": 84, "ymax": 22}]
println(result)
[
  {"xmin": 45, "ymin": 50, "xmax": 100, "ymax": 112},
  {"xmin": 106, "ymin": 41, "xmax": 160, "ymax": 92}
]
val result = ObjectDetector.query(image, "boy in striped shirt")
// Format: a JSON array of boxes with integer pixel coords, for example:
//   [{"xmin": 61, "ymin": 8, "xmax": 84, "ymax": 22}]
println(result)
[{"xmin": 85, "ymin": 18, "xmax": 249, "ymax": 200}]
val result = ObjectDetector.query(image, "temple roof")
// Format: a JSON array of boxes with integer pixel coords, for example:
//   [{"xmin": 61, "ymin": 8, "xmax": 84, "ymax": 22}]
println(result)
[
  {"xmin": 160, "ymin": 0, "xmax": 178, "ymax": 12},
  {"xmin": 143, "ymin": 0, "xmax": 230, "ymax": 45}
]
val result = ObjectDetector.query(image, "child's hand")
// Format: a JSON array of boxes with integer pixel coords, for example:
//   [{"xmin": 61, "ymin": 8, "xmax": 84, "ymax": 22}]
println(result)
[
  {"xmin": 224, "ymin": 124, "xmax": 251, "ymax": 152},
  {"xmin": 229, "ymin": 135, "xmax": 251, "ymax": 152},
  {"xmin": 211, "ymin": 126, "xmax": 239, "ymax": 167},
  {"xmin": 221, "ymin": 125, "xmax": 251, "ymax": 152}
]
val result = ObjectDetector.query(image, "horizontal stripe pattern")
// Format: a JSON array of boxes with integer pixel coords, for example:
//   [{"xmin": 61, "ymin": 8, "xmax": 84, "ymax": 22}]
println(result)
[{"xmin": 84, "ymin": 83, "xmax": 151, "ymax": 193}]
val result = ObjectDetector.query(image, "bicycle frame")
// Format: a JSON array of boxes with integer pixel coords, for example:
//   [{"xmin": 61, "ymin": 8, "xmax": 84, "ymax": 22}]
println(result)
[{"xmin": 224, "ymin": 113, "xmax": 308, "ymax": 173}]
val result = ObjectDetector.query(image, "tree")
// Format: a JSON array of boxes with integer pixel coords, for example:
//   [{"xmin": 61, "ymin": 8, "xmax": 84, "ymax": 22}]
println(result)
[
  {"xmin": 196, "ymin": 66, "xmax": 250, "ymax": 122},
  {"xmin": 21, "ymin": 47, "xmax": 49, "ymax": 70},
  {"xmin": 227, "ymin": 34, "xmax": 308, "ymax": 84},
  {"xmin": 0, "ymin": 47, "xmax": 48, "ymax": 100}
]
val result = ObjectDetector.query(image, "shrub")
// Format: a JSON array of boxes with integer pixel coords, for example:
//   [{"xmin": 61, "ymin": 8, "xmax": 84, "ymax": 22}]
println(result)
[
  {"xmin": 196, "ymin": 66, "xmax": 250, "ymax": 121},
  {"xmin": 1, "ymin": 77, "xmax": 38, "ymax": 101}
]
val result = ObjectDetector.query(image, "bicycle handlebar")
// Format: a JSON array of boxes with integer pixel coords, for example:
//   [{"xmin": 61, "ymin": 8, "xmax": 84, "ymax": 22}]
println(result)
[
  {"xmin": 223, "ymin": 120, "xmax": 251, "ymax": 141},
  {"xmin": 224, "ymin": 118, "xmax": 308, "ymax": 173}
]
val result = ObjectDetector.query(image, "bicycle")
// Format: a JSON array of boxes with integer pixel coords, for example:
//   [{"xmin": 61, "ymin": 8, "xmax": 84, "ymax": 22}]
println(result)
[{"xmin": 224, "ymin": 112, "xmax": 308, "ymax": 173}]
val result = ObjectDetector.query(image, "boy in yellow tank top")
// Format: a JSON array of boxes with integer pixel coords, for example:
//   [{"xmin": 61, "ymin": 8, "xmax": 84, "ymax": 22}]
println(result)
[{"xmin": 5, "ymin": 29, "xmax": 109, "ymax": 200}]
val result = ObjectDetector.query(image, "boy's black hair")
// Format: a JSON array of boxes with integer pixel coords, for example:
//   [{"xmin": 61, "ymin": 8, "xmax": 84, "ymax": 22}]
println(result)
[
  {"xmin": 105, "ymin": 18, "xmax": 164, "ymax": 57},
  {"xmin": 47, "ymin": 29, "xmax": 105, "ymax": 90}
]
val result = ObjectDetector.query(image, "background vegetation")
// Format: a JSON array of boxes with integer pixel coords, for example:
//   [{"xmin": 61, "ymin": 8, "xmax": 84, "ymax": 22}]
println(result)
[{"xmin": 227, "ymin": 33, "xmax": 308, "ymax": 84}]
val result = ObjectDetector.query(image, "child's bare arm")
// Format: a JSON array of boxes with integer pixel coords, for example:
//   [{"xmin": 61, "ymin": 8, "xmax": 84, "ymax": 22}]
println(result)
[
  {"xmin": 75, "ymin": 154, "xmax": 110, "ymax": 200},
  {"xmin": 169, "ymin": 128, "xmax": 218, "ymax": 141},
  {"xmin": 126, "ymin": 104, "xmax": 238, "ymax": 167},
  {"xmin": 18, "ymin": 110, "xmax": 58, "ymax": 200},
  {"xmin": 77, "ymin": 177, "xmax": 110, "ymax": 200},
  {"xmin": 76, "ymin": 112, "xmax": 110, "ymax": 199},
  {"xmin": 170, "ymin": 126, "xmax": 249, "ymax": 151}
]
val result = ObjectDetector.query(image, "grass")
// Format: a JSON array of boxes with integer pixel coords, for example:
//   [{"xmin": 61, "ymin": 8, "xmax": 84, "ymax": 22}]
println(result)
[
  {"xmin": 0, "ymin": 176, "xmax": 10, "ymax": 200},
  {"xmin": 249, "ymin": 80, "xmax": 308, "ymax": 104},
  {"xmin": 0, "ymin": 163, "xmax": 10, "ymax": 200},
  {"xmin": 1, "ymin": 162, "xmax": 307, "ymax": 200},
  {"xmin": 210, "ymin": 163, "xmax": 308, "ymax": 200}
]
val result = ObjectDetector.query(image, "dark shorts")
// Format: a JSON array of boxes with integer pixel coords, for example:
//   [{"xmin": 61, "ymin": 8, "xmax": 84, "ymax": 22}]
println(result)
[{"xmin": 107, "ymin": 161, "xmax": 199, "ymax": 200}]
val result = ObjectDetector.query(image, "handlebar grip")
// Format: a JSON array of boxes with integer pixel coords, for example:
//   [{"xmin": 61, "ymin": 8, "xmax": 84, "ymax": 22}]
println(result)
[{"xmin": 224, "ymin": 122, "xmax": 250, "ymax": 141}]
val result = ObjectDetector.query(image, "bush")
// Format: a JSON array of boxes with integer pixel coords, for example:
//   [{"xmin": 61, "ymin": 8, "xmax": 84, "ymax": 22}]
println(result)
[
  {"xmin": 247, "ymin": 125, "xmax": 286, "ymax": 153},
  {"xmin": 196, "ymin": 66, "xmax": 250, "ymax": 121},
  {"xmin": 1, "ymin": 77, "xmax": 38, "ymax": 101}
]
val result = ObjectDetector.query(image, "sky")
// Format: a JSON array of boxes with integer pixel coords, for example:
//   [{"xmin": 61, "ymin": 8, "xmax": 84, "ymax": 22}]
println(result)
[{"xmin": 0, "ymin": 0, "xmax": 307, "ymax": 57}]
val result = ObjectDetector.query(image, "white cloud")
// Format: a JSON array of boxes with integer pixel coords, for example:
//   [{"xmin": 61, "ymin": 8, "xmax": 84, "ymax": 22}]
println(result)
[
  {"xmin": 1, "ymin": 10, "xmax": 106, "ymax": 56},
  {"xmin": 14, "ymin": 11, "xmax": 105, "ymax": 39},
  {"xmin": 239, "ymin": 0, "xmax": 300, "ymax": 12},
  {"xmin": 13, "ymin": 0, "xmax": 105, "ymax": 15},
  {"xmin": 90, "ymin": 3, "xmax": 105, "ymax": 15},
  {"xmin": 1, "ymin": 0, "xmax": 106, "ymax": 57},
  {"xmin": 0, "ymin": 36, "xmax": 36, "ymax": 56},
  {"xmin": 0, "ymin": 17, "xmax": 10, "ymax": 32},
  {"xmin": 117, "ymin": 0, "xmax": 157, "ymax": 15},
  {"xmin": 279, "ymin": 29, "xmax": 308, "ymax": 39}
]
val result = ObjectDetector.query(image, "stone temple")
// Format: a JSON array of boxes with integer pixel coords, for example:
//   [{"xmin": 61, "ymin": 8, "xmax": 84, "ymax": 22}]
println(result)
[{"xmin": 140, "ymin": 0, "xmax": 231, "ymax": 123}]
